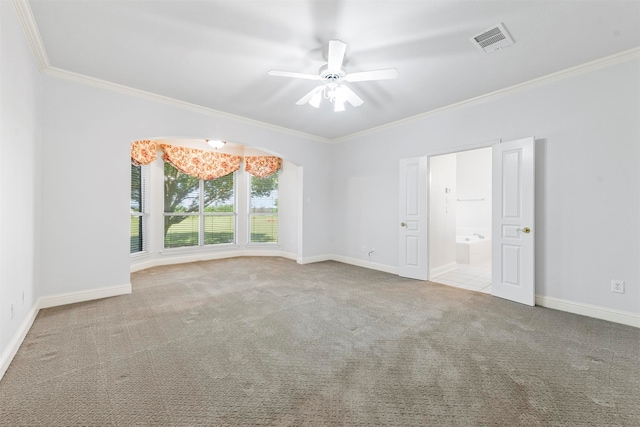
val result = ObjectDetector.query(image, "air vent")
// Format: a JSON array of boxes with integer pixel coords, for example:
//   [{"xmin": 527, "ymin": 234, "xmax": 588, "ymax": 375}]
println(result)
[{"xmin": 471, "ymin": 23, "xmax": 514, "ymax": 53}]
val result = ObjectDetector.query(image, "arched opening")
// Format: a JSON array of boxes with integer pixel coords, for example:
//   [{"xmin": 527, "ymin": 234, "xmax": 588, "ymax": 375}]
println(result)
[{"xmin": 130, "ymin": 138, "xmax": 302, "ymax": 272}]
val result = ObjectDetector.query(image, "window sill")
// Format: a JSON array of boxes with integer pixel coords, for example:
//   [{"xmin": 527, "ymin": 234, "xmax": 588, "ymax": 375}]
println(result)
[
  {"xmin": 160, "ymin": 243, "xmax": 240, "ymax": 256},
  {"xmin": 245, "ymin": 243, "xmax": 280, "ymax": 248},
  {"xmin": 130, "ymin": 251, "xmax": 150, "ymax": 259}
]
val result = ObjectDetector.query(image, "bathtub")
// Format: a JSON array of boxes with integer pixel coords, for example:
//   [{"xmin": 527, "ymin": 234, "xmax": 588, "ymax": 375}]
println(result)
[{"xmin": 456, "ymin": 235, "xmax": 491, "ymax": 264}]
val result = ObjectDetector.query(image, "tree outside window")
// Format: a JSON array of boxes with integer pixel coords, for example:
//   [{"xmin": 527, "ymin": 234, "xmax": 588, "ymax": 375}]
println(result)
[
  {"xmin": 249, "ymin": 173, "xmax": 278, "ymax": 243},
  {"xmin": 164, "ymin": 162, "xmax": 235, "ymax": 248}
]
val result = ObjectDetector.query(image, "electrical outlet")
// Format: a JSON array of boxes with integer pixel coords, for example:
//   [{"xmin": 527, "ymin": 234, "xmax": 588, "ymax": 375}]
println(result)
[
  {"xmin": 611, "ymin": 280, "xmax": 625, "ymax": 294},
  {"xmin": 11, "ymin": 303, "xmax": 14, "ymax": 319}
]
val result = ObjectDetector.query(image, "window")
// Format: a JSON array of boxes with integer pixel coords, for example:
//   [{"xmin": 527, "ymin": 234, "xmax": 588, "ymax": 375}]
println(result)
[
  {"xmin": 248, "ymin": 173, "xmax": 278, "ymax": 243},
  {"xmin": 163, "ymin": 162, "xmax": 235, "ymax": 249},
  {"xmin": 130, "ymin": 164, "xmax": 149, "ymax": 254}
]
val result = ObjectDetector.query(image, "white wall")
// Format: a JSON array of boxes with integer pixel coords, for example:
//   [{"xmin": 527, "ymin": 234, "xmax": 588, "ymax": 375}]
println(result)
[
  {"xmin": 428, "ymin": 153, "xmax": 457, "ymax": 273},
  {"xmin": 0, "ymin": 1, "xmax": 41, "ymax": 369},
  {"xmin": 456, "ymin": 147, "xmax": 491, "ymax": 237},
  {"xmin": 2, "ymin": 4, "xmax": 638, "ymax": 376},
  {"xmin": 333, "ymin": 57, "xmax": 640, "ymax": 316},
  {"xmin": 130, "ymin": 139, "xmax": 300, "ymax": 271},
  {"xmin": 40, "ymin": 74, "xmax": 332, "ymax": 298}
]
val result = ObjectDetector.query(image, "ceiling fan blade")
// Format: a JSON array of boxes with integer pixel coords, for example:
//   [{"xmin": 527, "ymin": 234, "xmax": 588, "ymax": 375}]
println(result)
[
  {"xmin": 345, "ymin": 68, "xmax": 399, "ymax": 82},
  {"xmin": 327, "ymin": 40, "xmax": 346, "ymax": 71},
  {"xmin": 268, "ymin": 70, "xmax": 321, "ymax": 80},
  {"xmin": 341, "ymin": 85, "xmax": 364, "ymax": 107},
  {"xmin": 296, "ymin": 85, "xmax": 325, "ymax": 105}
]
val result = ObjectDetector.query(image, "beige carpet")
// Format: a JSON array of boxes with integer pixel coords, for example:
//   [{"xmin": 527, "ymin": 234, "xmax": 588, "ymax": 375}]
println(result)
[{"xmin": 1, "ymin": 257, "xmax": 638, "ymax": 426}]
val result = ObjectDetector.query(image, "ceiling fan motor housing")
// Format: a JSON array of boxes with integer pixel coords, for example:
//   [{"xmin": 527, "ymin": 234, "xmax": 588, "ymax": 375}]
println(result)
[{"xmin": 319, "ymin": 66, "xmax": 345, "ymax": 82}]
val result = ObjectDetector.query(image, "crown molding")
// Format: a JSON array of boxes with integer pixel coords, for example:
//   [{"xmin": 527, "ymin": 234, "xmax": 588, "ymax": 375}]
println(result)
[
  {"xmin": 11, "ymin": 0, "xmax": 639, "ymax": 144},
  {"xmin": 334, "ymin": 46, "xmax": 640, "ymax": 144},
  {"xmin": 10, "ymin": 0, "xmax": 49, "ymax": 71},
  {"xmin": 43, "ymin": 67, "xmax": 331, "ymax": 144},
  {"xmin": 11, "ymin": 1, "xmax": 329, "ymax": 144}
]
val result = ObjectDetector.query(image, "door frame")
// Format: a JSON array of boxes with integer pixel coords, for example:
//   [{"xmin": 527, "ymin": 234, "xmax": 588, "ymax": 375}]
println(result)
[{"xmin": 425, "ymin": 140, "xmax": 499, "ymax": 280}]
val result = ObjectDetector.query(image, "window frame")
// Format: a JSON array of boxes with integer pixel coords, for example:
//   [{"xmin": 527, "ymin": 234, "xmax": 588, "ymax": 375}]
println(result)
[
  {"xmin": 163, "ymin": 163, "xmax": 237, "ymax": 250},
  {"xmin": 130, "ymin": 163, "xmax": 149, "ymax": 255},
  {"xmin": 247, "ymin": 172, "xmax": 279, "ymax": 245}
]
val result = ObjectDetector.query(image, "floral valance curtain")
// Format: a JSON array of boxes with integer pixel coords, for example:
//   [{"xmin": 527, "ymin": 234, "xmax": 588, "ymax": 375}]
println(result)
[
  {"xmin": 160, "ymin": 144, "xmax": 241, "ymax": 180},
  {"xmin": 245, "ymin": 156, "xmax": 282, "ymax": 178},
  {"xmin": 130, "ymin": 140, "xmax": 158, "ymax": 166},
  {"xmin": 131, "ymin": 141, "xmax": 279, "ymax": 180}
]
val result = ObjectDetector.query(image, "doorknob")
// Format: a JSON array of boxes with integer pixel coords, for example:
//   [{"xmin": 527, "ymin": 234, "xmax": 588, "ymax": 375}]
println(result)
[
  {"xmin": 400, "ymin": 222, "xmax": 406, "ymax": 227},
  {"xmin": 521, "ymin": 227, "xmax": 531, "ymax": 234}
]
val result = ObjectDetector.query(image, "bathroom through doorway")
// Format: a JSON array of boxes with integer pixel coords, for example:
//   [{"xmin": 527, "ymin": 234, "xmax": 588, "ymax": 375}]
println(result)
[{"xmin": 428, "ymin": 147, "xmax": 492, "ymax": 293}]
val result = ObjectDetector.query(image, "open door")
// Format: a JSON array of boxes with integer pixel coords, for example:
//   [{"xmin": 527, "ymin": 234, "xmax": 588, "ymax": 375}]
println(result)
[
  {"xmin": 399, "ymin": 157, "xmax": 428, "ymax": 280},
  {"xmin": 492, "ymin": 137, "xmax": 535, "ymax": 305}
]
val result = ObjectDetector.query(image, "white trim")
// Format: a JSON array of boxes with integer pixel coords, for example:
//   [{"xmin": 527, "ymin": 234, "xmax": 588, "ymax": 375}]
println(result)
[
  {"xmin": 132, "ymin": 250, "xmax": 297, "ymax": 272},
  {"xmin": 429, "ymin": 262, "xmax": 457, "ymax": 278},
  {"xmin": 1, "ymin": 284, "xmax": 131, "ymax": 382},
  {"xmin": 4, "ymin": 262, "xmax": 637, "ymax": 383},
  {"xmin": 10, "ymin": 0, "xmax": 49, "ymax": 70},
  {"xmin": 13, "ymin": 0, "xmax": 638, "ymax": 145},
  {"xmin": 0, "ymin": 304, "xmax": 39, "ymax": 381},
  {"xmin": 536, "ymin": 295, "xmax": 640, "ymax": 328},
  {"xmin": 296, "ymin": 254, "xmax": 333, "ymax": 265},
  {"xmin": 331, "ymin": 255, "xmax": 399, "ymax": 275},
  {"xmin": 334, "ymin": 47, "xmax": 640, "ymax": 144},
  {"xmin": 43, "ymin": 67, "xmax": 331, "ymax": 144},
  {"xmin": 133, "ymin": 251, "xmax": 397, "ymax": 275},
  {"xmin": 11, "ymin": 0, "xmax": 326, "ymax": 142},
  {"xmin": 38, "ymin": 283, "xmax": 132, "ymax": 309}
]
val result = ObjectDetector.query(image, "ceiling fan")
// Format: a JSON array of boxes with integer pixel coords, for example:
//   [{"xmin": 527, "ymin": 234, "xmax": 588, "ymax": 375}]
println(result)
[{"xmin": 269, "ymin": 40, "xmax": 399, "ymax": 112}]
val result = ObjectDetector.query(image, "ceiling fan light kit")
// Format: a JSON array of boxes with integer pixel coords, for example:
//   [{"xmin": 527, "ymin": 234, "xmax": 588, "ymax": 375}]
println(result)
[{"xmin": 269, "ymin": 39, "xmax": 398, "ymax": 112}]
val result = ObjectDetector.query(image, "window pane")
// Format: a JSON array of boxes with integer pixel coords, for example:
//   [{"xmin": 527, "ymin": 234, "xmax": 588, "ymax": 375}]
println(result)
[
  {"xmin": 164, "ymin": 163, "xmax": 200, "ymax": 249},
  {"xmin": 250, "ymin": 175, "xmax": 278, "ymax": 213},
  {"xmin": 204, "ymin": 215, "xmax": 235, "ymax": 245},
  {"xmin": 203, "ymin": 173, "xmax": 234, "ymax": 212},
  {"xmin": 131, "ymin": 164, "xmax": 148, "ymax": 254},
  {"xmin": 164, "ymin": 215, "xmax": 198, "ymax": 248},
  {"xmin": 250, "ymin": 215, "xmax": 278, "ymax": 243},
  {"xmin": 130, "ymin": 215, "xmax": 143, "ymax": 253},
  {"xmin": 163, "ymin": 164, "xmax": 236, "ymax": 249},
  {"xmin": 203, "ymin": 173, "xmax": 235, "ymax": 245},
  {"xmin": 131, "ymin": 164, "xmax": 142, "ymax": 213},
  {"xmin": 249, "ymin": 174, "xmax": 278, "ymax": 243},
  {"xmin": 164, "ymin": 162, "xmax": 199, "ymax": 213}
]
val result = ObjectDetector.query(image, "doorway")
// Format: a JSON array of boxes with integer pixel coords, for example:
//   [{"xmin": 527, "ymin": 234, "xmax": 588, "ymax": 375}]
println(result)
[{"xmin": 428, "ymin": 147, "xmax": 492, "ymax": 293}]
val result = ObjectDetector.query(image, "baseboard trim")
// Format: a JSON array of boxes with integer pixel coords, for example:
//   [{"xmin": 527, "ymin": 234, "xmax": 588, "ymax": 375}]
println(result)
[
  {"xmin": 132, "ymin": 250, "xmax": 297, "ymax": 272},
  {"xmin": 331, "ymin": 255, "xmax": 399, "ymax": 275},
  {"xmin": 0, "ymin": 304, "xmax": 39, "ymax": 381},
  {"xmin": 135, "ymin": 255, "xmax": 638, "ymax": 328},
  {"xmin": 1, "ymin": 283, "xmax": 132, "ymax": 382},
  {"xmin": 536, "ymin": 295, "xmax": 639, "ymax": 328},
  {"xmin": 3, "ymin": 263, "xmax": 637, "ymax": 384},
  {"xmin": 296, "ymin": 254, "xmax": 333, "ymax": 265},
  {"xmin": 38, "ymin": 283, "xmax": 132, "ymax": 309}
]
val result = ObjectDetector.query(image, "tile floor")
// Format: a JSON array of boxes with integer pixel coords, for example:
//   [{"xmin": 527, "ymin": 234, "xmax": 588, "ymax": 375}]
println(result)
[{"xmin": 430, "ymin": 258, "xmax": 492, "ymax": 294}]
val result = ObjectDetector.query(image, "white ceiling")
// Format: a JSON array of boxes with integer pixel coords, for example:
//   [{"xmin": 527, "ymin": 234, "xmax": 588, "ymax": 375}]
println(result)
[{"xmin": 26, "ymin": 0, "xmax": 640, "ymax": 140}]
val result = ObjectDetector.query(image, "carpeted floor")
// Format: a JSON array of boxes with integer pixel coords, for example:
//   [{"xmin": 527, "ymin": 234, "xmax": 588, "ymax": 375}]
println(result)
[{"xmin": 1, "ymin": 257, "xmax": 638, "ymax": 426}]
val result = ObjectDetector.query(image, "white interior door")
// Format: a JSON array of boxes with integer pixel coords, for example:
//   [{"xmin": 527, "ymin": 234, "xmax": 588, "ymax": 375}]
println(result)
[
  {"xmin": 399, "ymin": 157, "xmax": 428, "ymax": 280},
  {"xmin": 492, "ymin": 137, "xmax": 535, "ymax": 305}
]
